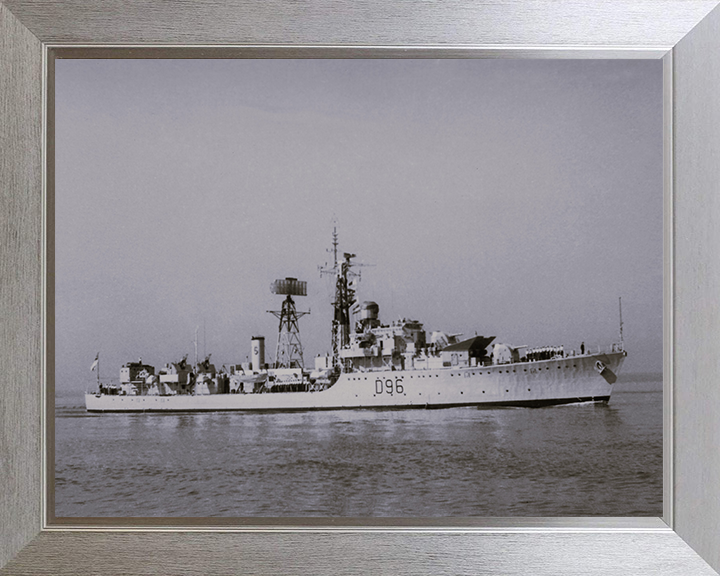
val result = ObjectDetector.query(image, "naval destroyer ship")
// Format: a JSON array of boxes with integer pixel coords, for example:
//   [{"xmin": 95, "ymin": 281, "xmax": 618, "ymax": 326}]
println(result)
[{"xmin": 85, "ymin": 231, "xmax": 626, "ymax": 413}]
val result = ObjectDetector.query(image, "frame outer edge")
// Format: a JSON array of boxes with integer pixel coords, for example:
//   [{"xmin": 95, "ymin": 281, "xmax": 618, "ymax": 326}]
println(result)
[
  {"xmin": 3, "ymin": 531, "xmax": 720, "ymax": 576},
  {"xmin": 0, "ymin": 1, "xmax": 44, "ymax": 569},
  {"xmin": 1, "ymin": 0, "xmax": 720, "ymax": 574},
  {"xmin": 672, "ymin": 3, "xmax": 720, "ymax": 573},
  {"xmin": 662, "ymin": 50, "xmax": 674, "ymax": 530},
  {"xmin": 1, "ymin": 0, "xmax": 719, "ymax": 46}
]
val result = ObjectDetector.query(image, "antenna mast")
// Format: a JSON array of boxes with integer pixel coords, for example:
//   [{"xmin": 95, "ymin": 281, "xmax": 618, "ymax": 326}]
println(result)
[
  {"xmin": 331, "ymin": 225, "xmax": 338, "ymax": 272},
  {"xmin": 268, "ymin": 278, "xmax": 310, "ymax": 369},
  {"xmin": 194, "ymin": 326, "xmax": 199, "ymax": 366}
]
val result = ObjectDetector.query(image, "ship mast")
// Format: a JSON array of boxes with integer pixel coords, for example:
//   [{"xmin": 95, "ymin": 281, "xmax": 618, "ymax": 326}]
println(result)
[
  {"xmin": 320, "ymin": 228, "xmax": 361, "ymax": 372},
  {"xmin": 320, "ymin": 226, "xmax": 339, "ymax": 368},
  {"xmin": 336, "ymin": 252, "xmax": 358, "ymax": 352},
  {"xmin": 618, "ymin": 296, "xmax": 624, "ymax": 343}
]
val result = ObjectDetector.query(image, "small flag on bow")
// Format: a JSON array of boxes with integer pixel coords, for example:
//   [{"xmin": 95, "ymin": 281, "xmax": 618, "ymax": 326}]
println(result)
[{"xmin": 90, "ymin": 353, "xmax": 99, "ymax": 372}]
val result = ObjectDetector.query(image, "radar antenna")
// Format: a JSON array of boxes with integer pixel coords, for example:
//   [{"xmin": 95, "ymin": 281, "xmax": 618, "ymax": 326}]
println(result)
[{"xmin": 267, "ymin": 278, "xmax": 310, "ymax": 369}]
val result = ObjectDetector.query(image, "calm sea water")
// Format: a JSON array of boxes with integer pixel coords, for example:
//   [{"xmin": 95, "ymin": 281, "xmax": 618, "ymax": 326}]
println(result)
[{"xmin": 54, "ymin": 374, "xmax": 662, "ymax": 517}]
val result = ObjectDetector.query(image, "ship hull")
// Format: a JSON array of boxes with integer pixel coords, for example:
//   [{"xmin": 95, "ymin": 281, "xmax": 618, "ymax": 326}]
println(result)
[{"xmin": 85, "ymin": 352, "xmax": 625, "ymax": 413}]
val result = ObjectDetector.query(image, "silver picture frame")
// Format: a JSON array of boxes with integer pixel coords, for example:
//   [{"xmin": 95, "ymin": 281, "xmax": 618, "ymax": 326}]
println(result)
[{"xmin": 2, "ymin": 1, "xmax": 720, "ymax": 573}]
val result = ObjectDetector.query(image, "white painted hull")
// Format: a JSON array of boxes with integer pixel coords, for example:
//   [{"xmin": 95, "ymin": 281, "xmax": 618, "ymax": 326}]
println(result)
[{"xmin": 85, "ymin": 352, "xmax": 625, "ymax": 412}]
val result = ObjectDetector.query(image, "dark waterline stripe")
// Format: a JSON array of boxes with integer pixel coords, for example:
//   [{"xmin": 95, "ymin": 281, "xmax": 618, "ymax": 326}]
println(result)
[{"xmin": 86, "ymin": 396, "xmax": 611, "ymax": 414}]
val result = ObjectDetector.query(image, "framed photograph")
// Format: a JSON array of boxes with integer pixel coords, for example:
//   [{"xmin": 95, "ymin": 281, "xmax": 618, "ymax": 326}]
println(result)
[
  {"xmin": 52, "ymin": 55, "xmax": 663, "ymax": 522},
  {"xmin": 2, "ymin": 1, "xmax": 720, "ymax": 574}
]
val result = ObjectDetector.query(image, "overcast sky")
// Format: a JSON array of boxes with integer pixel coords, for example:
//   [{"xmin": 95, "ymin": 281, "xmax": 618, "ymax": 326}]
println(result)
[{"xmin": 55, "ymin": 59, "xmax": 662, "ymax": 392}]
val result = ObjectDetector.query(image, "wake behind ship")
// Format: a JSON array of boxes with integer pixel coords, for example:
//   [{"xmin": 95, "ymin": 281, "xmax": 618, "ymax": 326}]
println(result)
[{"xmin": 85, "ymin": 231, "xmax": 626, "ymax": 413}]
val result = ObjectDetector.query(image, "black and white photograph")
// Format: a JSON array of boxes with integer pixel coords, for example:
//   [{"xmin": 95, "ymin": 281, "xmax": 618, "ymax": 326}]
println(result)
[{"xmin": 54, "ymin": 58, "xmax": 663, "ymax": 518}]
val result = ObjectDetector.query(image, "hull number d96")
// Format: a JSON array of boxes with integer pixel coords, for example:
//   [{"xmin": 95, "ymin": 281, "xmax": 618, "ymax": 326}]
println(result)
[{"xmin": 375, "ymin": 377, "xmax": 404, "ymax": 396}]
